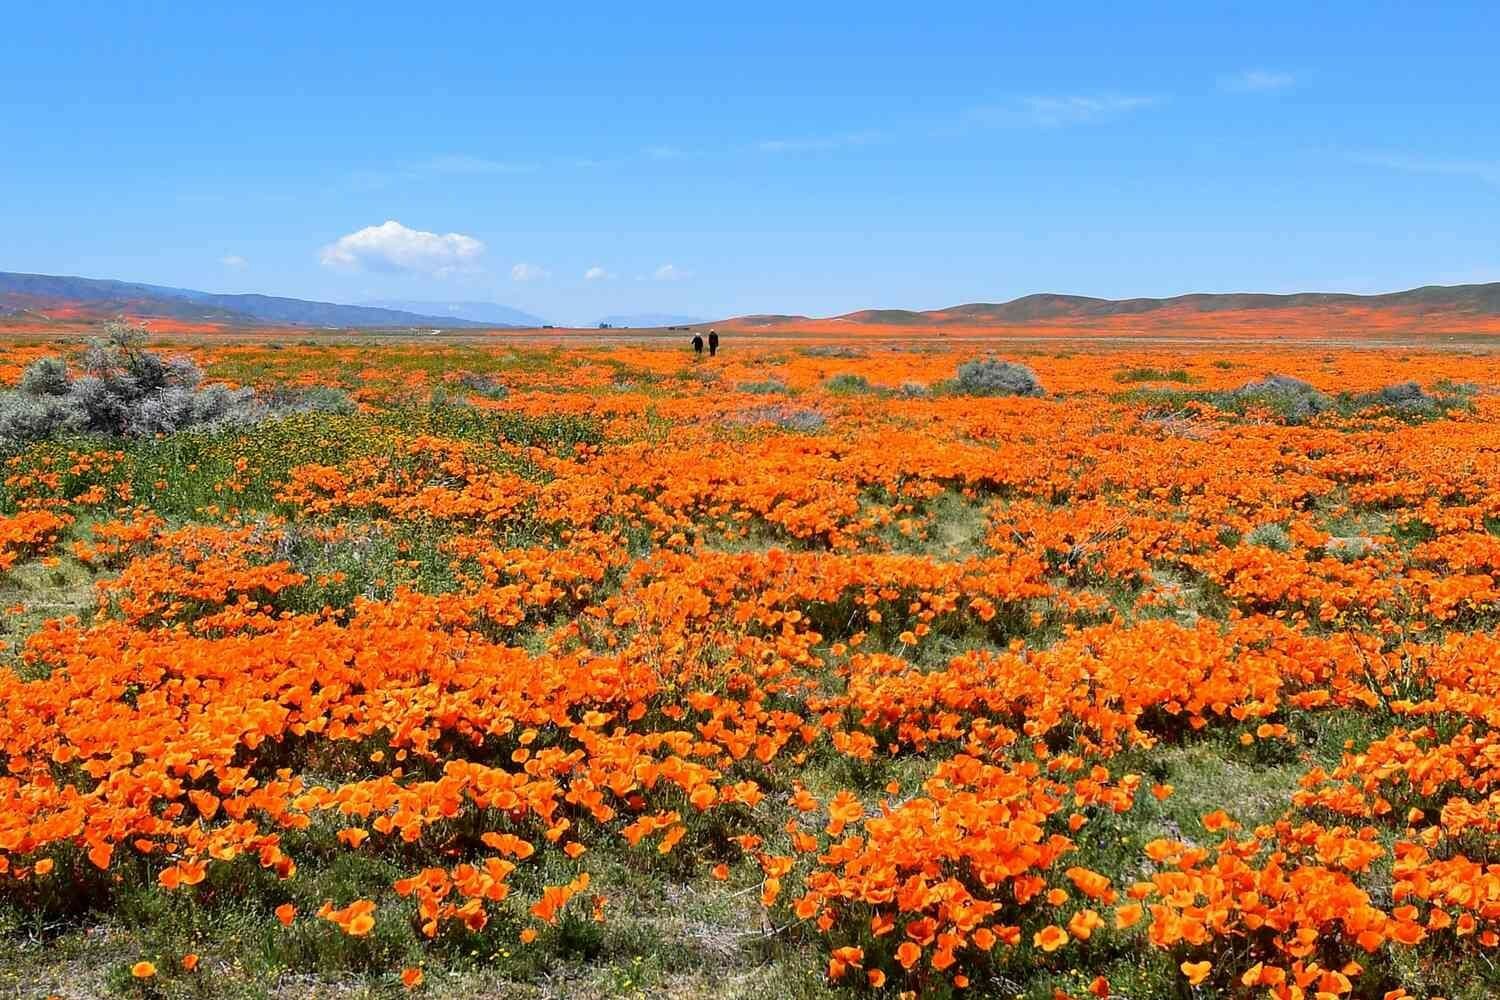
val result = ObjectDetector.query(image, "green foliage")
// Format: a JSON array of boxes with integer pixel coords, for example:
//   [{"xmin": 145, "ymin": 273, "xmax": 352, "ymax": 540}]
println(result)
[
  {"xmin": 457, "ymin": 372, "xmax": 508, "ymax": 399},
  {"xmin": 1112, "ymin": 366, "xmax": 1192, "ymax": 383},
  {"xmin": 399, "ymin": 400, "xmax": 604, "ymax": 455},
  {"xmin": 1122, "ymin": 376, "xmax": 1472, "ymax": 426},
  {"xmin": 1246, "ymin": 523, "xmax": 1293, "ymax": 551},
  {"xmin": 740, "ymin": 379, "xmax": 791, "ymax": 395},
  {"xmin": 823, "ymin": 373, "xmax": 879, "ymax": 396}
]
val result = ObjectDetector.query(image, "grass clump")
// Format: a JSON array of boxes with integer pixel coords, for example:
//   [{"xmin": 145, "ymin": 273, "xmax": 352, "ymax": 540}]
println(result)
[
  {"xmin": 1123, "ymin": 374, "xmax": 1470, "ymax": 426},
  {"xmin": 823, "ymin": 373, "xmax": 880, "ymax": 396},
  {"xmin": 1113, "ymin": 366, "xmax": 1192, "ymax": 384},
  {"xmin": 733, "ymin": 405, "xmax": 827, "ymax": 432},
  {"xmin": 1339, "ymin": 380, "xmax": 1471, "ymax": 422},
  {"xmin": 739, "ymin": 379, "xmax": 791, "ymax": 395},
  {"xmin": 1324, "ymin": 535, "xmax": 1376, "ymax": 562},
  {"xmin": 260, "ymin": 384, "xmax": 358, "ymax": 415},
  {"xmin": 456, "ymin": 372, "xmax": 509, "ymax": 400},
  {"xmin": 1246, "ymin": 523, "xmax": 1293, "ymax": 551}
]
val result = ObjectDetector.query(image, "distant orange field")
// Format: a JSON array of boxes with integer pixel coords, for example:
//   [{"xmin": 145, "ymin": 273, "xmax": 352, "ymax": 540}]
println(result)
[
  {"xmin": 9, "ymin": 297, "xmax": 1500, "ymax": 347},
  {"xmin": 4, "ymin": 337, "xmax": 1500, "ymax": 997}
]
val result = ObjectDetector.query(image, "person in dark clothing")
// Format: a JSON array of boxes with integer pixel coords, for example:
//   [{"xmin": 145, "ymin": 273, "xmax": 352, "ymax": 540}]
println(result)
[
  {"xmin": 708, "ymin": 329, "xmax": 720, "ymax": 357},
  {"xmin": 691, "ymin": 333, "xmax": 704, "ymax": 356}
]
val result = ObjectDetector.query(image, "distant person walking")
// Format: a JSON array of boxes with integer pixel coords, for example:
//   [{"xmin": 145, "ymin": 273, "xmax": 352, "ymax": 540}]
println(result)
[
  {"xmin": 691, "ymin": 332, "xmax": 704, "ymax": 357},
  {"xmin": 708, "ymin": 329, "xmax": 720, "ymax": 357}
]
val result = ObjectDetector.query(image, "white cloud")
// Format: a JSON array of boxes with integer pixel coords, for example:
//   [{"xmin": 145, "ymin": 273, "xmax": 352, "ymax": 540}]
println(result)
[
  {"xmin": 584, "ymin": 266, "xmax": 613, "ymax": 281},
  {"xmin": 1222, "ymin": 69, "xmax": 1297, "ymax": 93},
  {"xmin": 511, "ymin": 262, "xmax": 549, "ymax": 282},
  {"xmin": 644, "ymin": 145, "xmax": 684, "ymax": 160},
  {"xmin": 320, "ymin": 220, "xmax": 485, "ymax": 276},
  {"xmin": 653, "ymin": 264, "xmax": 686, "ymax": 281},
  {"xmin": 220, "ymin": 254, "xmax": 248, "ymax": 269}
]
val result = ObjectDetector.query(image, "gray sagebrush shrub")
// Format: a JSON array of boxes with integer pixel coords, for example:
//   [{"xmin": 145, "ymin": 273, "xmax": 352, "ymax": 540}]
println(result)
[
  {"xmin": 0, "ymin": 320, "xmax": 349, "ymax": 449},
  {"xmin": 20, "ymin": 356, "xmax": 72, "ymax": 396},
  {"xmin": 457, "ymin": 372, "xmax": 508, "ymax": 399},
  {"xmin": 0, "ymin": 393, "xmax": 87, "ymax": 442},
  {"xmin": 734, "ymin": 405, "xmax": 827, "ymax": 432},
  {"xmin": 1232, "ymin": 374, "xmax": 1332, "ymax": 423},
  {"xmin": 952, "ymin": 359, "xmax": 1045, "ymax": 397}
]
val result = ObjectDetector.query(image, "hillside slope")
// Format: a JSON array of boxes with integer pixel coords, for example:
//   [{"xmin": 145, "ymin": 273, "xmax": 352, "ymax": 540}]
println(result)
[
  {"xmin": 0, "ymin": 272, "xmax": 511, "ymax": 329},
  {"xmin": 725, "ymin": 283, "xmax": 1500, "ymax": 339}
]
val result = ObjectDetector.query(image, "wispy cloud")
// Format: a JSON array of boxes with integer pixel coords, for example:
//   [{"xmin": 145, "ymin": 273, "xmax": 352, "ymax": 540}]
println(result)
[
  {"xmin": 1353, "ymin": 152, "xmax": 1500, "ymax": 188},
  {"xmin": 584, "ymin": 266, "xmax": 613, "ymax": 281},
  {"xmin": 344, "ymin": 93, "xmax": 1154, "ymax": 190},
  {"xmin": 344, "ymin": 154, "xmax": 535, "ymax": 191},
  {"xmin": 964, "ymin": 95, "xmax": 1158, "ymax": 129},
  {"xmin": 1221, "ymin": 69, "xmax": 1297, "ymax": 93},
  {"xmin": 419, "ymin": 154, "xmax": 536, "ymax": 175},
  {"xmin": 511, "ymin": 262, "xmax": 549, "ymax": 282},
  {"xmin": 757, "ymin": 130, "xmax": 883, "ymax": 153},
  {"xmin": 320, "ymin": 220, "xmax": 485, "ymax": 277},
  {"xmin": 220, "ymin": 254, "xmax": 248, "ymax": 269},
  {"xmin": 652, "ymin": 263, "xmax": 686, "ymax": 281}
]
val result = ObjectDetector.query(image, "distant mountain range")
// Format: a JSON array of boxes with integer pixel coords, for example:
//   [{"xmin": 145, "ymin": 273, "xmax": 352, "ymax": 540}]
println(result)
[
  {"xmin": 0, "ymin": 272, "xmax": 532, "ymax": 329},
  {"xmin": 724, "ymin": 282, "xmax": 1500, "ymax": 338},
  {"xmin": 8, "ymin": 268, "xmax": 1500, "ymax": 338},
  {"xmin": 829, "ymin": 284, "xmax": 1500, "ymax": 326},
  {"xmin": 597, "ymin": 313, "xmax": 705, "ymax": 328},
  {"xmin": 362, "ymin": 299, "xmax": 549, "ymax": 328}
]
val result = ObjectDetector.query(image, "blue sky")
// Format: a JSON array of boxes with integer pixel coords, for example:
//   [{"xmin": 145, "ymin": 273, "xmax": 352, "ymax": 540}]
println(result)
[{"xmin": 2, "ymin": 2, "xmax": 1497, "ymax": 326}]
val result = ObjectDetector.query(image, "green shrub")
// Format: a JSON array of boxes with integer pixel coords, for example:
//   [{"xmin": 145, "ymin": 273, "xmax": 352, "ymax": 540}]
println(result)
[
  {"xmin": 1113, "ymin": 367, "xmax": 1191, "ymax": 384},
  {"xmin": 824, "ymin": 373, "xmax": 878, "ymax": 395},
  {"xmin": 457, "ymin": 372, "xmax": 508, "ymax": 399},
  {"xmin": 740, "ymin": 379, "xmax": 790, "ymax": 395}
]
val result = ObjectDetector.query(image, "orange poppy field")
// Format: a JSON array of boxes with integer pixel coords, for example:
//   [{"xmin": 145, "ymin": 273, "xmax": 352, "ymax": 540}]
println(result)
[{"xmin": 4, "ymin": 334, "xmax": 1500, "ymax": 998}]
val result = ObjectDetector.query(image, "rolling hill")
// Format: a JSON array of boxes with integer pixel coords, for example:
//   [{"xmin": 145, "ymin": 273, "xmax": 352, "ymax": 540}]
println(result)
[
  {"xmin": 8, "ymin": 268, "xmax": 1500, "ymax": 341},
  {"xmin": 0, "ymin": 272, "xmax": 531, "ymax": 330},
  {"xmin": 724, "ymin": 283, "xmax": 1500, "ymax": 340},
  {"xmin": 816, "ymin": 284, "xmax": 1500, "ymax": 326}
]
